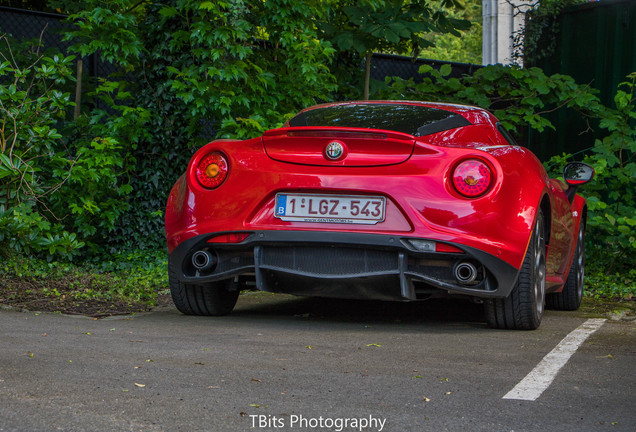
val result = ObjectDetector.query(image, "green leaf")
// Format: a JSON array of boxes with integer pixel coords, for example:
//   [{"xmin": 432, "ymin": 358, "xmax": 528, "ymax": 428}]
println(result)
[
  {"xmin": 439, "ymin": 64, "xmax": 452, "ymax": 77},
  {"xmin": 198, "ymin": 2, "xmax": 216, "ymax": 11}
]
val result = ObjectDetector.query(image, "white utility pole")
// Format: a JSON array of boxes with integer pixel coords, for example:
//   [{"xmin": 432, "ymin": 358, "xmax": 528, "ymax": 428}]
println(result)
[{"xmin": 482, "ymin": 0, "xmax": 537, "ymax": 65}]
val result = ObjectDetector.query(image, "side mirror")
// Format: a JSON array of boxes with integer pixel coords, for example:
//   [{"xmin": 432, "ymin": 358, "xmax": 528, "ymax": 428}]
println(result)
[
  {"xmin": 563, "ymin": 162, "xmax": 595, "ymax": 186},
  {"xmin": 563, "ymin": 162, "xmax": 594, "ymax": 202}
]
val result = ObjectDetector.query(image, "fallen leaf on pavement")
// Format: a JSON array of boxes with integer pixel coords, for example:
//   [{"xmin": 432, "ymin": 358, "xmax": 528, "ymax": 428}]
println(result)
[{"xmin": 596, "ymin": 354, "xmax": 614, "ymax": 359}]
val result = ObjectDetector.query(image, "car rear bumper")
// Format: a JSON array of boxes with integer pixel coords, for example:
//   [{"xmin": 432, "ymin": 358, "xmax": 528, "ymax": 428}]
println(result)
[{"xmin": 169, "ymin": 231, "xmax": 519, "ymax": 301}]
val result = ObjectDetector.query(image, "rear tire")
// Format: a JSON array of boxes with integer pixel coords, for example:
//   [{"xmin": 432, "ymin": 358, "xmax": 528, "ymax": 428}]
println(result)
[
  {"xmin": 169, "ymin": 262, "xmax": 239, "ymax": 316},
  {"xmin": 546, "ymin": 222, "xmax": 585, "ymax": 311},
  {"xmin": 485, "ymin": 211, "xmax": 546, "ymax": 330}
]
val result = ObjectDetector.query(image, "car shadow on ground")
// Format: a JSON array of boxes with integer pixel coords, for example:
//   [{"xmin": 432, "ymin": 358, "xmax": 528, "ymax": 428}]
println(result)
[{"xmin": 230, "ymin": 291, "xmax": 488, "ymax": 327}]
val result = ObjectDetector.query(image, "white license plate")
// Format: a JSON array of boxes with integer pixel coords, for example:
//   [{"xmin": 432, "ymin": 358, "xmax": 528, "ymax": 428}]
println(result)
[{"xmin": 274, "ymin": 193, "xmax": 386, "ymax": 224}]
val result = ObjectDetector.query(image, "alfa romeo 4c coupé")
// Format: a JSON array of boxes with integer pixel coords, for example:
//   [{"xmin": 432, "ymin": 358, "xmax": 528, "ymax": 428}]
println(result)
[{"xmin": 165, "ymin": 101, "xmax": 594, "ymax": 330}]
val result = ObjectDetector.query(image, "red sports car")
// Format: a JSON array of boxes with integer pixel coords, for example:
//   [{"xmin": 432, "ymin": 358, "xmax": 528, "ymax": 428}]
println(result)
[{"xmin": 165, "ymin": 101, "xmax": 594, "ymax": 330}]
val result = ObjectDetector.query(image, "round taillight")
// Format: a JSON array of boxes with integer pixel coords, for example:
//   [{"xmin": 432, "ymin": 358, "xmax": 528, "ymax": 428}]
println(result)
[
  {"xmin": 452, "ymin": 159, "xmax": 492, "ymax": 197},
  {"xmin": 196, "ymin": 152, "xmax": 228, "ymax": 189}
]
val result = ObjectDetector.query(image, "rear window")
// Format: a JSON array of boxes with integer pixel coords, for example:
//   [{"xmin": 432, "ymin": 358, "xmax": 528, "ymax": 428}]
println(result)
[{"xmin": 289, "ymin": 103, "xmax": 471, "ymax": 137}]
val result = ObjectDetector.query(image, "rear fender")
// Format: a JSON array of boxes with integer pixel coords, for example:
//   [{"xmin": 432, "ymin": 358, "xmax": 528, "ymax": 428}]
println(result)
[
  {"xmin": 460, "ymin": 145, "xmax": 551, "ymax": 270},
  {"xmin": 556, "ymin": 194, "xmax": 587, "ymax": 288}
]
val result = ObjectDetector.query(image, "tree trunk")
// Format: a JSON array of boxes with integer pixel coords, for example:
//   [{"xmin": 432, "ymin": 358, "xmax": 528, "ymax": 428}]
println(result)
[
  {"xmin": 74, "ymin": 59, "xmax": 83, "ymax": 119},
  {"xmin": 363, "ymin": 52, "xmax": 372, "ymax": 100}
]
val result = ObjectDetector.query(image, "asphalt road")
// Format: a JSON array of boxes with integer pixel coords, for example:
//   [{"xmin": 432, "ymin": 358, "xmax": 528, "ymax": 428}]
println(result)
[{"xmin": 1, "ymin": 293, "xmax": 635, "ymax": 432}]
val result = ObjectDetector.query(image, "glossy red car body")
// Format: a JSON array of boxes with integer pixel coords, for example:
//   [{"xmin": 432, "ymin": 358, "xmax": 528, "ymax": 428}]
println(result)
[{"xmin": 165, "ymin": 101, "xmax": 593, "ymax": 329}]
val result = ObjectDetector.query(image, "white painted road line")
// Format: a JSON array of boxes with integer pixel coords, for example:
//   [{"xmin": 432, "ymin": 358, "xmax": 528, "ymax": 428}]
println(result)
[{"xmin": 503, "ymin": 318, "xmax": 607, "ymax": 401}]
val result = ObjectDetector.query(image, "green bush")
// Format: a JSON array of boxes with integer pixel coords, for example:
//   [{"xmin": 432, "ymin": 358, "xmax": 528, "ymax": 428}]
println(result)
[
  {"xmin": 0, "ymin": 34, "xmax": 132, "ymax": 259},
  {"xmin": 0, "ymin": 35, "xmax": 82, "ymax": 259},
  {"xmin": 573, "ymin": 73, "xmax": 636, "ymax": 274},
  {"xmin": 51, "ymin": 136, "xmax": 132, "ymax": 241},
  {"xmin": 0, "ymin": 202, "xmax": 83, "ymax": 257},
  {"xmin": 544, "ymin": 75, "xmax": 636, "ymax": 277}
]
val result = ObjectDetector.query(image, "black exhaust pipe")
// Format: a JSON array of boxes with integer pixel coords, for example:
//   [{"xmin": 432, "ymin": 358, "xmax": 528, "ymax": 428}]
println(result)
[
  {"xmin": 192, "ymin": 250, "xmax": 216, "ymax": 271},
  {"xmin": 454, "ymin": 261, "xmax": 478, "ymax": 284}
]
